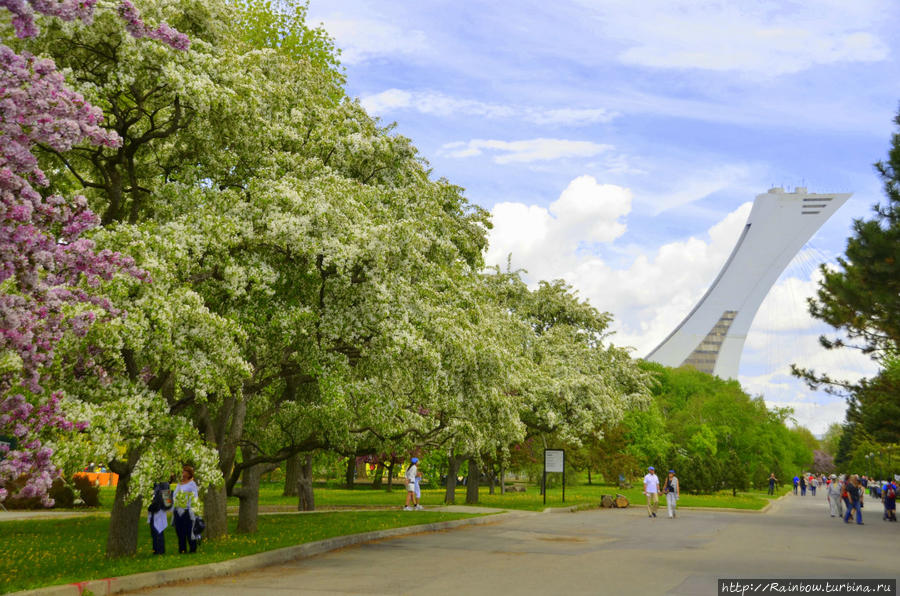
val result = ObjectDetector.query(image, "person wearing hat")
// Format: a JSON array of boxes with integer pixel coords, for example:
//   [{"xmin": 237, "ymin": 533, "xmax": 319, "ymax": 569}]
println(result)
[
  {"xmin": 643, "ymin": 466, "xmax": 660, "ymax": 518},
  {"xmin": 663, "ymin": 470, "xmax": 680, "ymax": 518},
  {"xmin": 826, "ymin": 473, "xmax": 843, "ymax": 518},
  {"xmin": 404, "ymin": 457, "xmax": 420, "ymax": 511}
]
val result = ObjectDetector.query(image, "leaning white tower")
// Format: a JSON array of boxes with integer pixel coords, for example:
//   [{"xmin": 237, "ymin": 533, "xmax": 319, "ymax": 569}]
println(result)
[{"xmin": 645, "ymin": 187, "xmax": 851, "ymax": 379}]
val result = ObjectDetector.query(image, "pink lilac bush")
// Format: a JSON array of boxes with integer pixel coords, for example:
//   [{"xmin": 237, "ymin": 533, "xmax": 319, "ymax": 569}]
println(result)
[{"xmin": 1, "ymin": 0, "xmax": 187, "ymax": 505}]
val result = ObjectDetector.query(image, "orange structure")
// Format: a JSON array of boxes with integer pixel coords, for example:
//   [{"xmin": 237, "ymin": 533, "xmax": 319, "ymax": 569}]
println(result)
[{"xmin": 74, "ymin": 472, "xmax": 119, "ymax": 487}]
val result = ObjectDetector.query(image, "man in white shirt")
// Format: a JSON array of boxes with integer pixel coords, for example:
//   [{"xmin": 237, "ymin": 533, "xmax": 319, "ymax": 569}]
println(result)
[{"xmin": 644, "ymin": 466, "xmax": 660, "ymax": 518}]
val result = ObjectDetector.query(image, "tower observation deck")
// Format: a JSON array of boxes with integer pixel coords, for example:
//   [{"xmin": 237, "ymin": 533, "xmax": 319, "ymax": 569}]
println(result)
[{"xmin": 645, "ymin": 187, "xmax": 851, "ymax": 379}]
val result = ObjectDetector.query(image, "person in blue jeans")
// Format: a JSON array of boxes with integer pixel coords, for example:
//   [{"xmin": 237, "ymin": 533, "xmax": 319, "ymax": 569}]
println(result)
[
  {"xmin": 844, "ymin": 475, "xmax": 863, "ymax": 525},
  {"xmin": 793, "ymin": 476, "xmax": 799, "ymax": 495}
]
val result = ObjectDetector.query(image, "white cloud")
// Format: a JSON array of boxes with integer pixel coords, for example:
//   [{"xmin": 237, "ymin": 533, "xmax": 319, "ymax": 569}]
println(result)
[
  {"xmin": 360, "ymin": 89, "xmax": 617, "ymax": 126},
  {"xmin": 579, "ymin": 0, "xmax": 889, "ymax": 76},
  {"xmin": 486, "ymin": 176, "xmax": 631, "ymax": 273},
  {"xmin": 441, "ymin": 138, "xmax": 612, "ymax": 164},
  {"xmin": 314, "ymin": 18, "xmax": 428, "ymax": 65},
  {"xmin": 639, "ymin": 164, "xmax": 755, "ymax": 215}
]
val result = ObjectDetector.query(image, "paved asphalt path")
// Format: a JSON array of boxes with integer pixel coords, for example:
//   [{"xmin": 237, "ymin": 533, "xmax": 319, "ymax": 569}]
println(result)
[{"xmin": 132, "ymin": 494, "xmax": 899, "ymax": 595}]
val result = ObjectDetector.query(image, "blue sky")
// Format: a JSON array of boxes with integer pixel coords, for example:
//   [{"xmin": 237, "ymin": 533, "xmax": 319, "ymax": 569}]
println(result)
[{"xmin": 307, "ymin": 0, "xmax": 899, "ymax": 434}]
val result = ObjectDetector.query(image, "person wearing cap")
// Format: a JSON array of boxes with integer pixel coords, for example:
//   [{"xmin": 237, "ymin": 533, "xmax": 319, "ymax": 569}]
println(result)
[
  {"xmin": 643, "ymin": 466, "xmax": 660, "ymax": 518},
  {"xmin": 404, "ymin": 457, "xmax": 419, "ymax": 511},
  {"xmin": 826, "ymin": 473, "xmax": 842, "ymax": 518},
  {"xmin": 663, "ymin": 470, "xmax": 679, "ymax": 518}
]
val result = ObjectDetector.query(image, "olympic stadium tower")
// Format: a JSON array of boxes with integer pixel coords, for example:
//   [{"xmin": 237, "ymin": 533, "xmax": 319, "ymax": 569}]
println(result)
[{"xmin": 645, "ymin": 187, "xmax": 851, "ymax": 380}]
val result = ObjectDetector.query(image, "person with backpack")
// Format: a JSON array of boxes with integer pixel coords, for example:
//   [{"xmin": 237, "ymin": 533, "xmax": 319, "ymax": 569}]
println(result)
[
  {"xmin": 147, "ymin": 476, "xmax": 174, "ymax": 554},
  {"xmin": 882, "ymin": 479, "xmax": 897, "ymax": 522}
]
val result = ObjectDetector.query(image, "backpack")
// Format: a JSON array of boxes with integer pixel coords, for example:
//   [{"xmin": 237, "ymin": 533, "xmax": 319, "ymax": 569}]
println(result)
[
  {"xmin": 192, "ymin": 515, "xmax": 206, "ymax": 536},
  {"xmin": 148, "ymin": 485, "xmax": 174, "ymax": 514},
  {"xmin": 887, "ymin": 485, "xmax": 896, "ymax": 500}
]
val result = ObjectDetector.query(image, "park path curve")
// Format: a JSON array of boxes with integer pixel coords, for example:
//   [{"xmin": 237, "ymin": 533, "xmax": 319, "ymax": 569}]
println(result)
[{"xmin": 128, "ymin": 493, "xmax": 900, "ymax": 596}]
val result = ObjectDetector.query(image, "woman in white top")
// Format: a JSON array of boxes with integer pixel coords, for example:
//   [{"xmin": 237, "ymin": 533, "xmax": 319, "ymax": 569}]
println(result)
[
  {"xmin": 404, "ymin": 458, "xmax": 419, "ymax": 510},
  {"xmin": 663, "ymin": 470, "xmax": 679, "ymax": 519},
  {"xmin": 172, "ymin": 465, "xmax": 201, "ymax": 553}
]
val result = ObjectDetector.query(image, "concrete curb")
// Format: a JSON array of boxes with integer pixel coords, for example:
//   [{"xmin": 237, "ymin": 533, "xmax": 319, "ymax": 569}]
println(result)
[{"xmin": 8, "ymin": 513, "xmax": 511, "ymax": 596}]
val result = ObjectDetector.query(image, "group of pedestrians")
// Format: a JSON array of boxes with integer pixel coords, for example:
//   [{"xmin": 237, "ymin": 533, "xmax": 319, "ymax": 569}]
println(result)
[
  {"xmin": 794, "ymin": 471, "xmax": 898, "ymax": 526},
  {"xmin": 791, "ymin": 473, "xmax": 827, "ymax": 496},
  {"xmin": 147, "ymin": 464, "xmax": 205, "ymax": 555},
  {"xmin": 643, "ymin": 466, "xmax": 679, "ymax": 519}
]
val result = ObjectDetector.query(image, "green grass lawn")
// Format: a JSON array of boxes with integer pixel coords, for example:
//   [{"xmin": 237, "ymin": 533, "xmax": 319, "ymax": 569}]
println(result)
[
  {"xmin": 2, "ymin": 510, "xmax": 480, "ymax": 593},
  {"xmin": 219, "ymin": 482, "xmax": 791, "ymax": 512}
]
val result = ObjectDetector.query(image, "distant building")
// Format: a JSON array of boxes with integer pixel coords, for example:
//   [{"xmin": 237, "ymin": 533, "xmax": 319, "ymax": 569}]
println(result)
[{"xmin": 645, "ymin": 187, "xmax": 850, "ymax": 379}]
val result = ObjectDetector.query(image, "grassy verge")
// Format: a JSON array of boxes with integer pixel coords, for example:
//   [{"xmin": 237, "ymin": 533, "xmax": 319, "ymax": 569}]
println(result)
[
  {"xmin": 53, "ymin": 481, "xmax": 793, "ymax": 516},
  {"xmin": 224, "ymin": 482, "xmax": 790, "ymax": 512},
  {"xmin": 2, "ymin": 510, "xmax": 480, "ymax": 594}
]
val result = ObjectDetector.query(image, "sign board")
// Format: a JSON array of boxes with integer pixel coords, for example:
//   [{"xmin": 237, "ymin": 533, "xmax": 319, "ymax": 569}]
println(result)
[
  {"xmin": 542, "ymin": 449, "xmax": 566, "ymax": 505},
  {"xmin": 544, "ymin": 449, "xmax": 564, "ymax": 473}
]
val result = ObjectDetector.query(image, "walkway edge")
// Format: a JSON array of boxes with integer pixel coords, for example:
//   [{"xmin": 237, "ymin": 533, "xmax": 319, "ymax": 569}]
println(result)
[{"xmin": 8, "ymin": 513, "xmax": 512, "ymax": 596}]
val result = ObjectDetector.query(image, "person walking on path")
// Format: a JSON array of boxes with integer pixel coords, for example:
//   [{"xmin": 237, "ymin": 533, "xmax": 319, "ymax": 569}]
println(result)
[
  {"xmin": 799, "ymin": 474, "xmax": 807, "ymax": 496},
  {"xmin": 810, "ymin": 475, "xmax": 817, "ymax": 496},
  {"xmin": 404, "ymin": 457, "xmax": 419, "ymax": 511},
  {"xmin": 663, "ymin": 470, "xmax": 679, "ymax": 518},
  {"xmin": 882, "ymin": 479, "xmax": 896, "ymax": 522},
  {"xmin": 827, "ymin": 474, "xmax": 843, "ymax": 518},
  {"xmin": 793, "ymin": 475, "xmax": 799, "ymax": 495},
  {"xmin": 768, "ymin": 473, "xmax": 777, "ymax": 495},
  {"xmin": 172, "ymin": 465, "xmax": 202, "ymax": 554},
  {"xmin": 413, "ymin": 465, "xmax": 424, "ymax": 510},
  {"xmin": 844, "ymin": 475, "xmax": 863, "ymax": 525},
  {"xmin": 644, "ymin": 466, "xmax": 660, "ymax": 518}
]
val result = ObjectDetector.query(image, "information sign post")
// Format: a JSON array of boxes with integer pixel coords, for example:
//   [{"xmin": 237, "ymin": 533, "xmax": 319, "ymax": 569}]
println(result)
[{"xmin": 543, "ymin": 449, "xmax": 565, "ymax": 506}]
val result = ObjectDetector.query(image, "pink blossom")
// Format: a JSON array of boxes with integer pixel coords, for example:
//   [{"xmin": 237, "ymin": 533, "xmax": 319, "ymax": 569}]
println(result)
[{"xmin": 1, "ymin": 0, "xmax": 189, "ymax": 505}]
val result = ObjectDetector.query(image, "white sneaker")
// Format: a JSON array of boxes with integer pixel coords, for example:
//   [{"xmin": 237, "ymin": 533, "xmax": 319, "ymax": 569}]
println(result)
[
  {"xmin": 403, "ymin": 506, "xmax": 412, "ymax": 511},
  {"xmin": 415, "ymin": 505, "xmax": 424, "ymax": 510}
]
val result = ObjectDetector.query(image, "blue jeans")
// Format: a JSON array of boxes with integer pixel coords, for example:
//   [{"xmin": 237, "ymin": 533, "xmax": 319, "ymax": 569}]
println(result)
[{"xmin": 844, "ymin": 500, "xmax": 862, "ymax": 524}]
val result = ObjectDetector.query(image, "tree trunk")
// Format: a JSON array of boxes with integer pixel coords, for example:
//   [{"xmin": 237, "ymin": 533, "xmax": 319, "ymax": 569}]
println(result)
[
  {"xmin": 488, "ymin": 463, "xmax": 496, "ymax": 495},
  {"xmin": 588, "ymin": 468, "xmax": 592, "ymax": 485},
  {"xmin": 203, "ymin": 484, "xmax": 228, "ymax": 540},
  {"xmin": 372, "ymin": 461, "xmax": 385, "ymax": 489},
  {"xmin": 344, "ymin": 456, "xmax": 355, "ymax": 489},
  {"xmin": 283, "ymin": 453, "xmax": 300, "ymax": 497},
  {"xmin": 297, "ymin": 454, "xmax": 314, "ymax": 511},
  {"xmin": 235, "ymin": 448, "xmax": 262, "ymax": 534},
  {"xmin": 198, "ymin": 394, "xmax": 247, "ymax": 541},
  {"xmin": 466, "ymin": 458, "xmax": 480, "ymax": 504},
  {"xmin": 500, "ymin": 463, "xmax": 506, "ymax": 495},
  {"xmin": 444, "ymin": 454, "xmax": 461, "ymax": 504},
  {"xmin": 106, "ymin": 451, "xmax": 143, "ymax": 558}
]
